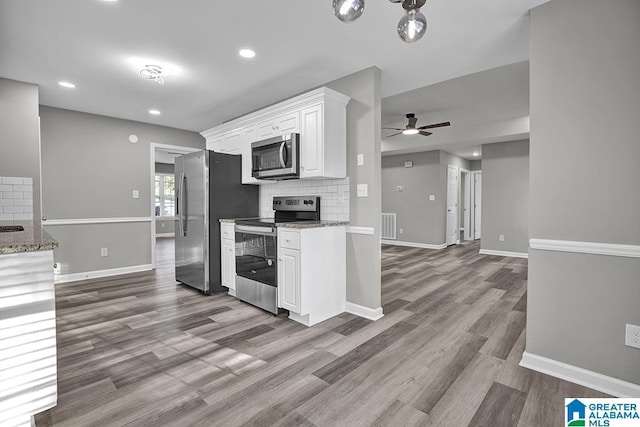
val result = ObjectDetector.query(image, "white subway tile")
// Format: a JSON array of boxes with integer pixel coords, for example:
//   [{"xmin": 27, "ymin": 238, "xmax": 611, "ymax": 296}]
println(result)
[
  {"xmin": 23, "ymin": 192, "xmax": 32, "ymax": 200},
  {"xmin": 0, "ymin": 213, "xmax": 13, "ymax": 220},
  {"xmin": 14, "ymin": 213, "xmax": 33, "ymax": 220},
  {"xmin": 2, "ymin": 177, "xmax": 23, "ymax": 185},
  {"xmin": 22, "ymin": 177, "xmax": 33, "ymax": 185},
  {"xmin": 0, "ymin": 199, "xmax": 13, "ymax": 206},
  {"xmin": 0, "ymin": 185, "xmax": 12, "ymax": 192},
  {"xmin": 23, "ymin": 206, "xmax": 33, "ymax": 213},
  {"xmin": 2, "ymin": 192, "xmax": 22, "ymax": 199},
  {"xmin": 13, "ymin": 199, "xmax": 32, "ymax": 206},
  {"xmin": 13, "ymin": 185, "xmax": 33, "ymax": 192},
  {"xmin": 4, "ymin": 206, "xmax": 23, "ymax": 213}
]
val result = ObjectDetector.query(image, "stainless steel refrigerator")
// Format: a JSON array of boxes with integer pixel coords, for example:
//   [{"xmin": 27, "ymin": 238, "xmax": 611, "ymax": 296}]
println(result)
[{"xmin": 174, "ymin": 150, "xmax": 258, "ymax": 294}]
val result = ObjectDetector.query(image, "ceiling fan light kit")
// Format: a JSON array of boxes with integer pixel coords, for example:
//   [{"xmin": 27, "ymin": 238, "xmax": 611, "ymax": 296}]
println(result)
[
  {"xmin": 332, "ymin": 0, "xmax": 428, "ymax": 43},
  {"xmin": 383, "ymin": 113, "xmax": 451, "ymax": 138}
]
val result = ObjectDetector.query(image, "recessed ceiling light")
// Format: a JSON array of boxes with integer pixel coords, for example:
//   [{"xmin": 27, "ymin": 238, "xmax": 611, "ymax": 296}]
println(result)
[
  {"xmin": 238, "ymin": 49, "xmax": 256, "ymax": 59},
  {"xmin": 149, "ymin": 109, "xmax": 161, "ymax": 115},
  {"xmin": 58, "ymin": 81, "xmax": 76, "ymax": 88},
  {"xmin": 472, "ymin": 151, "xmax": 480, "ymax": 157}
]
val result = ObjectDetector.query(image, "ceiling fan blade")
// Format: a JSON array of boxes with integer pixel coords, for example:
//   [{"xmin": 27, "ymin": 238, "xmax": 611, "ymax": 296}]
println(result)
[
  {"xmin": 407, "ymin": 117, "xmax": 418, "ymax": 128},
  {"xmin": 419, "ymin": 131, "xmax": 432, "ymax": 137},
  {"xmin": 382, "ymin": 127, "xmax": 403, "ymax": 131},
  {"xmin": 386, "ymin": 132, "xmax": 403, "ymax": 137},
  {"xmin": 418, "ymin": 121, "xmax": 451, "ymax": 130}
]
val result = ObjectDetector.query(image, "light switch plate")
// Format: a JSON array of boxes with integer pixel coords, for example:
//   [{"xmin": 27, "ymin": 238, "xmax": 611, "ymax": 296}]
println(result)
[
  {"xmin": 404, "ymin": 161, "xmax": 413, "ymax": 168},
  {"xmin": 357, "ymin": 184, "xmax": 368, "ymax": 197},
  {"xmin": 396, "ymin": 186, "xmax": 404, "ymax": 192},
  {"xmin": 429, "ymin": 195, "xmax": 435, "ymax": 201},
  {"xmin": 132, "ymin": 189, "xmax": 139, "ymax": 199},
  {"xmin": 357, "ymin": 154, "xmax": 364, "ymax": 166}
]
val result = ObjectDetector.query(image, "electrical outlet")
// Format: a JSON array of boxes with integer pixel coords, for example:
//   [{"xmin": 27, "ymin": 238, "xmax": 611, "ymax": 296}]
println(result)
[
  {"xmin": 499, "ymin": 234, "xmax": 505, "ymax": 242},
  {"xmin": 53, "ymin": 262, "xmax": 61, "ymax": 274},
  {"xmin": 161, "ymin": 222, "xmax": 165, "ymax": 228},
  {"xmin": 396, "ymin": 185, "xmax": 404, "ymax": 192},
  {"xmin": 399, "ymin": 228, "xmax": 404, "ymax": 234},
  {"xmin": 625, "ymin": 324, "xmax": 640, "ymax": 349},
  {"xmin": 101, "ymin": 247, "xmax": 108, "ymax": 257}
]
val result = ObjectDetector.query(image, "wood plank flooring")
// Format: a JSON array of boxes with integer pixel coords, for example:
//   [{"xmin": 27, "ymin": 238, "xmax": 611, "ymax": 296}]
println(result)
[{"xmin": 35, "ymin": 237, "xmax": 608, "ymax": 426}]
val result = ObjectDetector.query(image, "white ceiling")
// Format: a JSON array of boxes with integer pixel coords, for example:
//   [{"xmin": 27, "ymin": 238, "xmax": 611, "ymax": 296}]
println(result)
[{"xmin": 0, "ymin": 0, "xmax": 546, "ymax": 156}]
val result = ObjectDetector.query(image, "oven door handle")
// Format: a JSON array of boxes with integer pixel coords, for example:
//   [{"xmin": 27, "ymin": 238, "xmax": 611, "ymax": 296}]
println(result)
[{"xmin": 235, "ymin": 224, "xmax": 276, "ymax": 236}]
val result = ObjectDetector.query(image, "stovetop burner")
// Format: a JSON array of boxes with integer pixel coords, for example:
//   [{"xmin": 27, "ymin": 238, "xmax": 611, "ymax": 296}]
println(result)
[{"xmin": 235, "ymin": 195, "xmax": 320, "ymax": 228}]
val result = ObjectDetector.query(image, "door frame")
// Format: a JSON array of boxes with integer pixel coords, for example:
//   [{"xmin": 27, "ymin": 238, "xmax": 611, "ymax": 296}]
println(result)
[
  {"xmin": 460, "ymin": 168, "xmax": 471, "ymax": 241},
  {"xmin": 149, "ymin": 143, "xmax": 201, "ymax": 269},
  {"xmin": 470, "ymin": 170, "xmax": 482, "ymax": 240},
  {"xmin": 446, "ymin": 164, "xmax": 459, "ymax": 246}
]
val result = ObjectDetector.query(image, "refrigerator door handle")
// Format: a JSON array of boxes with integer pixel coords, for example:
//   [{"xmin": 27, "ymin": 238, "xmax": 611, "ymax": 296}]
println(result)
[
  {"xmin": 176, "ymin": 172, "xmax": 181, "ymax": 236},
  {"xmin": 181, "ymin": 174, "xmax": 188, "ymax": 236}
]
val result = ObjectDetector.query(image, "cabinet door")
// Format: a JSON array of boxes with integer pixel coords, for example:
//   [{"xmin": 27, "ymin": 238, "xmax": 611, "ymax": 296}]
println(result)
[
  {"xmin": 221, "ymin": 130, "xmax": 242, "ymax": 154},
  {"xmin": 300, "ymin": 103, "xmax": 323, "ymax": 178},
  {"xmin": 278, "ymin": 247, "xmax": 300, "ymax": 312},
  {"xmin": 221, "ymin": 239, "xmax": 235, "ymax": 291},
  {"xmin": 257, "ymin": 111, "xmax": 300, "ymax": 139}
]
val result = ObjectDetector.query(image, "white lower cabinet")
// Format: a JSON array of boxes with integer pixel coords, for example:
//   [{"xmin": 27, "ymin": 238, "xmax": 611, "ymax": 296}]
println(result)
[
  {"xmin": 277, "ymin": 226, "xmax": 346, "ymax": 327},
  {"xmin": 220, "ymin": 223, "xmax": 236, "ymax": 294}
]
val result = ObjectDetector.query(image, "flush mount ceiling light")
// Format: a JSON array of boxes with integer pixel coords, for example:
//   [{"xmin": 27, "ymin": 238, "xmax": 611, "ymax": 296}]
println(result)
[
  {"xmin": 332, "ymin": 0, "xmax": 428, "ymax": 43},
  {"xmin": 149, "ymin": 109, "xmax": 161, "ymax": 115},
  {"xmin": 58, "ymin": 81, "xmax": 76, "ymax": 88},
  {"xmin": 139, "ymin": 64, "xmax": 165, "ymax": 84},
  {"xmin": 472, "ymin": 151, "xmax": 480, "ymax": 157},
  {"xmin": 238, "ymin": 48, "xmax": 256, "ymax": 59}
]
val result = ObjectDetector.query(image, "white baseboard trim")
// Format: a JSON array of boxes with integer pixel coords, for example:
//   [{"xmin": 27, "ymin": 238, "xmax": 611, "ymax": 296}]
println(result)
[
  {"xmin": 520, "ymin": 351, "xmax": 640, "ymax": 398},
  {"xmin": 44, "ymin": 217, "xmax": 152, "ymax": 226},
  {"xmin": 347, "ymin": 226, "xmax": 375, "ymax": 235},
  {"xmin": 54, "ymin": 264, "xmax": 154, "ymax": 284},
  {"xmin": 156, "ymin": 233, "xmax": 175, "ymax": 238},
  {"xmin": 345, "ymin": 302, "xmax": 384, "ymax": 321},
  {"xmin": 530, "ymin": 238, "xmax": 640, "ymax": 259},
  {"xmin": 381, "ymin": 240, "xmax": 447, "ymax": 250},
  {"xmin": 479, "ymin": 249, "xmax": 529, "ymax": 259}
]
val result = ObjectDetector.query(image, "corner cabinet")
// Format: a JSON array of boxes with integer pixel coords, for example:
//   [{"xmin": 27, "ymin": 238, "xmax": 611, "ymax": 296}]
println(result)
[
  {"xmin": 220, "ymin": 222, "xmax": 236, "ymax": 295},
  {"xmin": 277, "ymin": 226, "xmax": 346, "ymax": 327},
  {"xmin": 201, "ymin": 87, "xmax": 350, "ymax": 184}
]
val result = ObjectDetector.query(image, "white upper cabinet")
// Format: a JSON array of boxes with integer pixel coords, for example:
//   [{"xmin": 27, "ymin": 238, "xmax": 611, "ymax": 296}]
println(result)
[
  {"xmin": 201, "ymin": 87, "xmax": 350, "ymax": 184},
  {"xmin": 256, "ymin": 111, "xmax": 300, "ymax": 140}
]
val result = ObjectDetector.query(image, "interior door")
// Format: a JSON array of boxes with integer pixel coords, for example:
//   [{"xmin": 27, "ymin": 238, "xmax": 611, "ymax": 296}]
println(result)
[
  {"xmin": 463, "ymin": 171, "xmax": 471, "ymax": 240},
  {"xmin": 474, "ymin": 172, "xmax": 482, "ymax": 240},
  {"xmin": 446, "ymin": 165, "xmax": 459, "ymax": 246}
]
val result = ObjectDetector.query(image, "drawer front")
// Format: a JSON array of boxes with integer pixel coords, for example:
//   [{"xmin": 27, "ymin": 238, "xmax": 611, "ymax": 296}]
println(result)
[
  {"xmin": 221, "ymin": 223, "xmax": 235, "ymax": 240},
  {"xmin": 279, "ymin": 230, "xmax": 300, "ymax": 250}
]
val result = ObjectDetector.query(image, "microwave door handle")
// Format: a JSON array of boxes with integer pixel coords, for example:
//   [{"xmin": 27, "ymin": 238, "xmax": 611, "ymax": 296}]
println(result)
[{"xmin": 279, "ymin": 141, "xmax": 288, "ymax": 168}]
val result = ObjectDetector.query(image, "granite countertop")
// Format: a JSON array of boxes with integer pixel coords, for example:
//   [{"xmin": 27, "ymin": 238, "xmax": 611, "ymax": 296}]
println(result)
[
  {"xmin": 219, "ymin": 218, "xmax": 349, "ymax": 229},
  {"xmin": 0, "ymin": 222, "xmax": 59, "ymax": 254}
]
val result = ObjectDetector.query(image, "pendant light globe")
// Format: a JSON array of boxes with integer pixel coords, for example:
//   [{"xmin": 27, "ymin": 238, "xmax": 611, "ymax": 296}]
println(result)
[
  {"xmin": 332, "ymin": 0, "xmax": 365, "ymax": 23},
  {"xmin": 397, "ymin": 9, "xmax": 427, "ymax": 43}
]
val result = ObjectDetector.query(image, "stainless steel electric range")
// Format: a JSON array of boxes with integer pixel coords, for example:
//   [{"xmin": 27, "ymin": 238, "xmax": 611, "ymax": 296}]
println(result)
[{"xmin": 233, "ymin": 195, "xmax": 320, "ymax": 314}]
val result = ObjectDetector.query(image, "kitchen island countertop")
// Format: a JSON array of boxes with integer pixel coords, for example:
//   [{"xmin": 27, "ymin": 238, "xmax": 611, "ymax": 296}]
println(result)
[{"xmin": 0, "ymin": 222, "xmax": 59, "ymax": 254}]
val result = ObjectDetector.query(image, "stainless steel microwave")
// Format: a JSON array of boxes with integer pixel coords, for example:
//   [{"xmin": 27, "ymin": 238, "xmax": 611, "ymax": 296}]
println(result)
[{"xmin": 251, "ymin": 133, "xmax": 300, "ymax": 180}]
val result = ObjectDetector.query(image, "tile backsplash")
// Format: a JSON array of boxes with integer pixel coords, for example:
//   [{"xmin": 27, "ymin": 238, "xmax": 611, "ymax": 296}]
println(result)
[
  {"xmin": 259, "ymin": 177, "xmax": 349, "ymax": 221},
  {"xmin": 0, "ymin": 176, "xmax": 34, "ymax": 221}
]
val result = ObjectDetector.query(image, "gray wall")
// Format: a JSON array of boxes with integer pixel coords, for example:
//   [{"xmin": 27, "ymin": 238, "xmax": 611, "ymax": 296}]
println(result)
[
  {"xmin": 40, "ymin": 106, "xmax": 204, "ymax": 275},
  {"xmin": 0, "ymin": 78, "xmax": 41, "ymax": 220},
  {"xmin": 327, "ymin": 67, "xmax": 382, "ymax": 311},
  {"xmin": 470, "ymin": 160, "xmax": 482, "ymax": 171},
  {"xmin": 480, "ymin": 140, "xmax": 529, "ymax": 254},
  {"xmin": 155, "ymin": 162, "xmax": 174, "ymax": 174},
  {"xmin": 382, "ymin": 151, "xmax": 444, "ymax": 245},
  {"xmin": 381, "ymin": 150, "xmax": 469, "ymax": 246},
  {"xmin": 528, "ymin": 0, "xmax": 640, "ymax": 385}
]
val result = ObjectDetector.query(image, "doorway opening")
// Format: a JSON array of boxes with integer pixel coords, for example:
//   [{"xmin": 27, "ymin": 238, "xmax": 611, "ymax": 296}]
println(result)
[
  {"xmin": 149, "ymin": 143, "xmax": 201, "ymax": 270},
  {"xmin": 446, "ymin": 165, "xmax": 482, "ymax": 246}
]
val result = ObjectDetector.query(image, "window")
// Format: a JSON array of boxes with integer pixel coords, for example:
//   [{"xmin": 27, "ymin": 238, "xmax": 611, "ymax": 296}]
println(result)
[{"xmin": 155, "ymin": 174, "xmax": 175, "ymax": 217}]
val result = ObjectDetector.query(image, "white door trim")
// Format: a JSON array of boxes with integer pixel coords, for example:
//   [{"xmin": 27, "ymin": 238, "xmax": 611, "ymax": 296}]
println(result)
[
  {"xmin": 446, "ymin": 164, "xmax": 459, "ymax": 246},
  {"xmin": 149, "ymin": 143, "xmax": 201, "ymax": 269},
  {"xmin": 460, "ymin": 169, "xmax": 471, "ymax": 241}
]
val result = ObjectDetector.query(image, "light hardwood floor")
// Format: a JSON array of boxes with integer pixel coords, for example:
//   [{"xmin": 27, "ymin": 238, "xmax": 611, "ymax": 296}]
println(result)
[{"xmin": 35, "ymin": 237, "xmax": 607, "ymax": 426}]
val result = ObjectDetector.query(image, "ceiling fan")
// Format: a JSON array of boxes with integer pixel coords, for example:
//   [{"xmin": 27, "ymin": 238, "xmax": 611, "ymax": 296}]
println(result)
[{"xmin": 384, "ymin": 113, "xmax": 451, "ymax": 137}]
